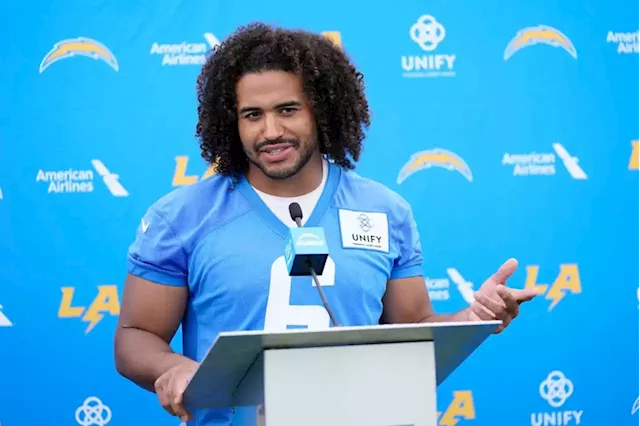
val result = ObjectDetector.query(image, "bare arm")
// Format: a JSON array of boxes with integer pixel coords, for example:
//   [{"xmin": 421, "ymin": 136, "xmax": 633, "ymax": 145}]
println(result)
[
  {"xmin": 380, "ymin": 276, "xmax": 471, "ymax": 324},
  {"xmin": 114, "ymin": 273, "xmax": 193, "ymax": 392}
]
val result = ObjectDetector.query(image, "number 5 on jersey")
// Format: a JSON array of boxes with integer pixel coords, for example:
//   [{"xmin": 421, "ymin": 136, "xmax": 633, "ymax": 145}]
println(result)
[{"xmin": 264, "ymin": 256, "xmax": 335, "ymax": 331}]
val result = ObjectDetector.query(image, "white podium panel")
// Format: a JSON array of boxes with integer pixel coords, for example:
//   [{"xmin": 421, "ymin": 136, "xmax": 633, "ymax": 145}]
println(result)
[{"xmin": 183, "ymin": 321, "xmax": 500, "ymax": 425}]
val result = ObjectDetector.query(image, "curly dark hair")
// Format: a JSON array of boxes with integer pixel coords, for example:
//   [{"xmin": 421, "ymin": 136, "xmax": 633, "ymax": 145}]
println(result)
[{"xmin": 194, "ymin": 22, "xmax": 371, "ymax": 181}]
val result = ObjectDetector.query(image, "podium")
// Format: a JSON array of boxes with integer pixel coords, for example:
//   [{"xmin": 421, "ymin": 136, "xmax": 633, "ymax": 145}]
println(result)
[{"xmin": 183, "ymin": 320, "xmax": 501, "ymax": 426}]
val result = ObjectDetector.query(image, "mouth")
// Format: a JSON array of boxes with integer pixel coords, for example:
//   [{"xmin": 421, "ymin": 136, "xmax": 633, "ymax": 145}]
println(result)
[{"xmin": 258, "ymin": 143, "xmax": 295, "ymax": 162}]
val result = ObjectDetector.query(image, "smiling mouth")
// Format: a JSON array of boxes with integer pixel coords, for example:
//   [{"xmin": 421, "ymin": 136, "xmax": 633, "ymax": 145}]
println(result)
[
  {"xmin": 258, "ymin": 143, "xmax": 296, "ymax": 162},
  {"xmin": 259, "ymin": 143, "xmax": 294, "ymax": 154},
  {"xmin": 263, "ymin": 147, "xmax": 287, "ymax": 154}
]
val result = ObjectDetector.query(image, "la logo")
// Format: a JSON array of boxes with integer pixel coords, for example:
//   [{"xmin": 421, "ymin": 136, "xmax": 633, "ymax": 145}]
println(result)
[{"xmin": 172, "ymin": 156, "xmax": 216, "ymax": 186}]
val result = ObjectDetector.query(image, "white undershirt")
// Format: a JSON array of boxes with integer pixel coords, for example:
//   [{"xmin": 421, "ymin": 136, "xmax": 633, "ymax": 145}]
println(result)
[{"xmin": 252, "ymin": 158, "xmax": 328, "ymax": 227}]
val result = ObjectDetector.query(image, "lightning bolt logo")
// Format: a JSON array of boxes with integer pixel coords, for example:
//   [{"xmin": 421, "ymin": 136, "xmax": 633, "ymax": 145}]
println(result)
[
  {"xmin": 82, "ymin": 306, "xmax": 105, "ymax": 334},
  {"xmin": 545, "ymin": 282, "xmax": 566, "ymax": 311},
  {"xmin": 525, "ymin": 264, "xmax": 582, "ymax": 311},
  {"xmin": 58, "ymin": 285, "xmax": 120, "ymax": 333}
]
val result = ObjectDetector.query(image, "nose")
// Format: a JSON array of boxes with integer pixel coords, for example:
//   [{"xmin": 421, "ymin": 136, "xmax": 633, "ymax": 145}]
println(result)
[{"xmin": 262, "ymin": 113, "xmax": 284, "ymax": 140}]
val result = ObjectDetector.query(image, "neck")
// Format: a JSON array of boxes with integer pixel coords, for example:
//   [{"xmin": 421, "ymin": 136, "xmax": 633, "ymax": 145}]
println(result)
[{"xmin": 247, "ymin": 153, "xmax": 324, "ymax": 197}]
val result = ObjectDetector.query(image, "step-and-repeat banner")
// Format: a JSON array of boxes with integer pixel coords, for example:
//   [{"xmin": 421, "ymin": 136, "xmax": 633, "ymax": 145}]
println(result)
[{"xmin": 1, "ymin": 0, "xmax": 638, "ymax": 425}]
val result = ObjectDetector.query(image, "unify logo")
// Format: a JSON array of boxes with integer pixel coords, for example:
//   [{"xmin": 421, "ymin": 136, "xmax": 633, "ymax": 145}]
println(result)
[
  {"xmin": 401, "ymin": 15, "xmax": 456, "ymax": 78},
  {"xmin": 606, "ymin": 30, "xmax": 638, "ymax": 54},
  {"xmin": 172, "ymin": 155, "xmax": 216, "ymax": 186},
  {"xmin": 629, "ymin": 140, "xmax": 638, "ymax": 170},
  {"xmin": 75, "ymin": 397, "xmax": 112, "ymax": 426},
  {"xmin": 502, "ymin": 143, "xmax": 587, "ymax": 179},
  {"xmin": 0, "ymin": 304, "xmax": 13, "ymax": 327},
  {"xmin": 531, "ymin": 371, "xmax": 583, "ymax": 425},
  {"xmin": 425, "ymin": 268, "xmax": 475, "ymax": 304},
  {"xmin": 437, "ymin": 390, "xmax": 475, "ymax": 426},
  {"xmin": 524, "ymin": 264, "xmax": 581, "ymax": 311},
  {"xmin": 36, "ymin": 160, "xmax": 129, "ymax": 196},
  {"xmin": 338, "ymin": 210, "xmax": 389, "ymax": 252},
  {"xmin": 150, "ymin": 32, "xmax": 220, "ymax": 66},
  {"xmin": 58, "ymin": 285, "xmax": 120, "ymax": 334}
]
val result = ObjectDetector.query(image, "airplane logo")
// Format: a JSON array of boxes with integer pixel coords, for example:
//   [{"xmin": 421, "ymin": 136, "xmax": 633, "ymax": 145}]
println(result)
[
  {"xmin": 91, "ymin": 160, "xmax": 129, "ymax": 197},
  {"xmin": 0, "ymin": 304, "xmax": 13, "ymax": 327},
  {"xmin": 552, "ymin": 143, "xmax": 587, "ymax": 179}
]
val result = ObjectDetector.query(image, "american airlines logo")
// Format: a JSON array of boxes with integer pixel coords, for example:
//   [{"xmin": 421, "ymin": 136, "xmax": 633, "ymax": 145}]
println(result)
[
  {"xmin": 502, "ymin": 143, "xmax": 588, "ymax": 179},
  {"xmin": 150, "ymin": 32, "xmax": 220, "ymax": 66},
  {"xmin": 36, "ymin": 159, "xmax": 129, "ymax": 196},
  {"xmin": 0, "ymin": 304, "xmax": 13, "ymax": 327},
  {"xmin": 425, "ymin": 267, "xmax": 475, "ymax": 304},
  {"xmin": 91, "ymin": 160, "xmax": 129, "ymax": 196}
]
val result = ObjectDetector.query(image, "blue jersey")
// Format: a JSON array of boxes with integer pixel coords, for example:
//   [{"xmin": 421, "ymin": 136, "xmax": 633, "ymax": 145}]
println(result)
[{"xmin": 126, "ymin": 161, "xmax": 424, "ymax": 425}]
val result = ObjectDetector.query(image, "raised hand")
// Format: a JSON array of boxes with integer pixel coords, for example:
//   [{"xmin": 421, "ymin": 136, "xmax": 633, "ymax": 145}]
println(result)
[{"xmin": 468, "ymin": 258, "xmax": 540, "ymax": 333}]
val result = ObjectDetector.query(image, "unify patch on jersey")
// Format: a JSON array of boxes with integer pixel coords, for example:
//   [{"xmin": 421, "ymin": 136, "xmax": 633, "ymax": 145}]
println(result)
[{"xmin": 338, "ymin": 209, "xmax": 389, "ymax": 252}]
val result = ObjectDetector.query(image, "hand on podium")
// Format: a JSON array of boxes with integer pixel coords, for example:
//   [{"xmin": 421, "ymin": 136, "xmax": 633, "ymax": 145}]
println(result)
[
  {"xmin": 154, "ymin": 359, "xmax": 200, "ymax": 423},
  {"xmin": 468, "ymin": 258, "xmax": 540, "ymax": 334}
]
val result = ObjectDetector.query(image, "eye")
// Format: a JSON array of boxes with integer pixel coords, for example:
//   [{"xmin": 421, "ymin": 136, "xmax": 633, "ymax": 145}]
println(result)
[
  {"xmin": 280, "ymin": 107, "xmax": 297, "ymax": 116},
  {"xmin": 243, "ymin": 111, "xmax": 262, "ymax": 120}
]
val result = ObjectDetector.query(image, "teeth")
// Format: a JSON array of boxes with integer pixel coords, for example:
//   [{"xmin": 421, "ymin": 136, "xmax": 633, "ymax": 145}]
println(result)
[{"xmin": 267, "ymin": 148, "xmax": 284, "ymax": 154}]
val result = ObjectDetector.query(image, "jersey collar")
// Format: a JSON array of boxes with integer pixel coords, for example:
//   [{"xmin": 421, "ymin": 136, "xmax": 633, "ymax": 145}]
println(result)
[{"xmin": 236, "ymin": 161, "xmax": 341, "ymax": 238}]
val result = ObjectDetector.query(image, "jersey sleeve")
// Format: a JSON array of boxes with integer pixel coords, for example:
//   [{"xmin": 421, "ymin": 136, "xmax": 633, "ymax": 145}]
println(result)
[
  {"xmin": 390, "ymin": 202, "xmax": 424, "ymax": 280},
  {"xmin": 126, "ymin": 206, "xmax": 188, "ymax": 287}
]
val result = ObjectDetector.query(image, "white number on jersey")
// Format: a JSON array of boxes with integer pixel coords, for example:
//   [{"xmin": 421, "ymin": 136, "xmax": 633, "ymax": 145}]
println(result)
[{"xmin": 264, "ymin": 255, "xmax": 335, "ymax": 331}]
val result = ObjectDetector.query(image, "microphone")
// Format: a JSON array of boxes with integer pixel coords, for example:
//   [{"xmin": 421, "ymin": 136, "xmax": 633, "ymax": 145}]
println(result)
[{"xmin": 285, "ymin": 202, "xmax": 340, "ymax": 327}]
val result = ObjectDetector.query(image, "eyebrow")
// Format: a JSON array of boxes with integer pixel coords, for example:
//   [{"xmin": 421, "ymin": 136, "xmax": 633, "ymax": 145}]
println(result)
[{"xmin": 239, "ymin": 101, "xmax": 302, "ymax": 114}]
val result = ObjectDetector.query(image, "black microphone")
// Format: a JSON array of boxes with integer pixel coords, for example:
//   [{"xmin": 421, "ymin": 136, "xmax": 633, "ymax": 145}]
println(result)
[
  {"xmin": 286, "ymin": 202, "xmax": 341, "ymax": 327},
  {"xmin": 288, "ymin": 202, "xmax": 304, "ymax": 227}
]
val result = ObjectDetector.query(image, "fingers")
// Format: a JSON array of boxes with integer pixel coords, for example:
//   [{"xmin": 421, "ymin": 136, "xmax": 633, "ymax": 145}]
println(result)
[
  {"xmin": 491, "ymin": 258, "xmax": 519, "ymax": 284},
  {"xmin": 467, "ymin": 309, "xmax": 483, "ymax": 322},
  {"xmin": 511, "ymin": 287, "xmax": 541, "ymax": 303},
  {"xmin": 475, "ymin": 289, "xmax": 515, "ymax": 329},
  {"xmin": 469, "ymin": 299, "xmax": 506, "ymax": 334},
  {"xmin": 470, "ymin": 294, "xmax": 499, "ymax": 321},
  {"xmin": 471, "ymin": 286, "xmax": 520, "ymax": 333},
  {"xmin": 154, "ymin": 373, "xmax": 193, "ymax": 422},
  {"xmin": 469, "ymin": 259, "xmax": 540, "ymax": 334},
  {"xmin": 474, "ymin": 291, "xmax": 507, "ymax": 319},
  {"xmin": 171, "ymin": 382, "xmax": 193, "ymax": 422},
  {"xmin": 154, "ymin": 378, "xmax": 177, "ymax": 417},
  {"xmin": 496, "ymin": 286, "xmax": 520, "ymax": 317},
  {"xmin": 171, "ymin": 400, "xmax": 192, "ymax": 422},
  {"xmin": 493, "ymin": 322, "xmax": 507, "ymax": 334}
]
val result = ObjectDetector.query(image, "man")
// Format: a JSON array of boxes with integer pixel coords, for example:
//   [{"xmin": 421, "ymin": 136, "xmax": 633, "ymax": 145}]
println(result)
[{"xmin": 114, "ymin": 22, "xmax": 540, "ymax": 425}]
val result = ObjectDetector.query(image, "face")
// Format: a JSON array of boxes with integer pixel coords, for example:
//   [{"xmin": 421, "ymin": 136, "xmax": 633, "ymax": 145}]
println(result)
[{"xmin": 236, "ymin": 70, "xmax": 319, "ymax": 180}]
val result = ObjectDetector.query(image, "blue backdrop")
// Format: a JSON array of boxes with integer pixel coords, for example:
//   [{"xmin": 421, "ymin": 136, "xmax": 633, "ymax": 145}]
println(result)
[{"xmin": 1, "ymin": 0, "xmax": 638, "ymax": 425}]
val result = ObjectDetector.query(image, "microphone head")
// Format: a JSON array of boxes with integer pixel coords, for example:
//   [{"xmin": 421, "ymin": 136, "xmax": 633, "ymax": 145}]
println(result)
[{"xmin": 288, "ymin": 202, "xmax": 303, "ymax": 222}]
